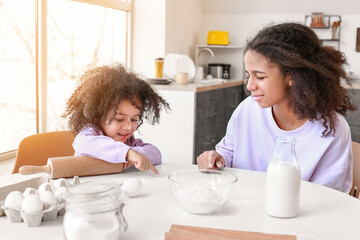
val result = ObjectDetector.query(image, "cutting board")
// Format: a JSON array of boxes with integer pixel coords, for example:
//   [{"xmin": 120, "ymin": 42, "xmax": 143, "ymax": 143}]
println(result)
[
  {"xmin": 165, "ymin": 225, "xmax": 296, "ymax": 240},
  {"xmin": 19, "ymin": 156, "xmax": 124, "ymax": 179},
  {"xmin": 356, "ymin": 28, "xmax": 360, "ymax": 52}
]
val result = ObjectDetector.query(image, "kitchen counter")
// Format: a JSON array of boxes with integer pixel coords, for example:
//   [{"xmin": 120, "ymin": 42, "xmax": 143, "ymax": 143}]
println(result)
[{"xmin": 150, "ymin": 79, "xmax": 245, "ymax": 92}]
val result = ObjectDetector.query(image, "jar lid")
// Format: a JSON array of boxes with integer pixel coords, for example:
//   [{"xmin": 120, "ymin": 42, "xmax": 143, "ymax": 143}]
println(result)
[
  {"xmin": 64, "ymin": 182, "xmax": 121, "ymax": 205},
  {"xmin": 155, "ymin": 57, "xmax": 164, "ymax": 61}
]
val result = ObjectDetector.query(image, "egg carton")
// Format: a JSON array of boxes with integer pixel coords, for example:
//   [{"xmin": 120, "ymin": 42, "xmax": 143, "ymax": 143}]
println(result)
[{"xmin": 0, "ymin": 176, "xmax": 80, "ymax": 227}]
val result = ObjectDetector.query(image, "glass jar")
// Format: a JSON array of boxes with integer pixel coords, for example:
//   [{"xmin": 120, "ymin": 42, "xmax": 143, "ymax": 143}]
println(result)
[
  {"xmin": 155, "ymin": 57, "xmax": 164, "ymax": 78},
  {"xmin": 265, "ymin": 136, "xmax": 301, "ymax": 218},
  {"xmin": 63, "ymin": 182, "xmax": 128, "ymax": 240}
]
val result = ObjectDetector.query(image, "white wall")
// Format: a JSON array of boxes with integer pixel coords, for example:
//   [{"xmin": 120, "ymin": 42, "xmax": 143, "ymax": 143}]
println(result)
[
  {"xmin": 165, "ymin": 0, "xmax": 203, "ymax": 60},
  {"xmin": 132, "ymin": 0, "xmax": 360, "ymax": 78},
  {"xmin": 131, "ymin": 0, "xmax": 166, "ymax": 78},
  {"xmin": 132, "ymin": 0, "xmax": 203, "ymax": 78},
  {"xmin": 201, "ymin": 0, "xmax": 360, "ymax": 77}
]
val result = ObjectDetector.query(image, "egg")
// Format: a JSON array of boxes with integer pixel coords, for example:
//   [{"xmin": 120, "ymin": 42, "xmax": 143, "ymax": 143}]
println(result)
[
  {"xmin": 54, "ymin": 186, "xmax": 67, "ymax": 200},
  {"xmin": 23, "ymin": 187, "xmax": 39, "ymax": 197},
  {"xmin": 121, "ymin": 178, "xmax": 143, "ymax": 197},
  {"xmin": 21, "ymin": 194, "xmax": 44, "ymax": 213},
  {"xmin": 38, "ymin": 182, "xmax": 56, "ymax": 193},
  {"xmin": 53, "ymin": 178, "xmax": 70, "ymax": 188},
  {"xmin": 4, "ymin": 191, "xmax": 24, "ymax": 209},
  {"xmin": 39, "ymin": 191, "xmax": 57, "ymax": 210}
]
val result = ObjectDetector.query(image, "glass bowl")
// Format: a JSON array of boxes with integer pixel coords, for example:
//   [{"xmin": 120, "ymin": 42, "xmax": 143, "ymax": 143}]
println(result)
[{"xmin": 168, "ymin": 169, "xmax": 238, "ymax": 214}]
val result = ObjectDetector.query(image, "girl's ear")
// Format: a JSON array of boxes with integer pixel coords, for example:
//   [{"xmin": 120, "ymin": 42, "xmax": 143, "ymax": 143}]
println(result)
[{"xmin": 286, "ymin": 74, "xmax": 292, "ymax": 86}]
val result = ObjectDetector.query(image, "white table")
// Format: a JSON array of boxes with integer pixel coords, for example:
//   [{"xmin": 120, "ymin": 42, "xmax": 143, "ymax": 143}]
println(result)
[{"xmin": 1, "ymin": 164, "xmax": 360, "ymax": 240}]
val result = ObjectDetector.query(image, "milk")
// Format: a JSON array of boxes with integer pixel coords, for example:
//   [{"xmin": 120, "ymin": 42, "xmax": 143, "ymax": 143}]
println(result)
[
  {"xmin": 265, "ymin": 162, "xmax": 300, "ymax": 218},
  {"xmin": 265, "ymin": 136, "xmax": 301, "ymax": 218}
]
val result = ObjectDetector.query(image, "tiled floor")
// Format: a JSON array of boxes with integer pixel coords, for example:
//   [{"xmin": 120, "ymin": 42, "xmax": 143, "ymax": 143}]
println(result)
[{"xmin": 0, "ymin": 158, "xmax": 14, "ymax": 176}]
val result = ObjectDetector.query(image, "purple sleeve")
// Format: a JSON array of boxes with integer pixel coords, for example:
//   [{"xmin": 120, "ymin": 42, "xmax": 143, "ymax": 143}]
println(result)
[
  {"xmin": 73, "ymin": 126, "xmax": 131, "ymax": 163},
  {"xmin": 126, "ymin": 136, "xmax": 162, "ymax": 165}
]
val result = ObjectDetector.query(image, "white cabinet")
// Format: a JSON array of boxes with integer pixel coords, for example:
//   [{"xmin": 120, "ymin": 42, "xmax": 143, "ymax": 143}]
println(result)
[
  {"xmin": 135, "ymin": 90, "xmax": 196, "ymax": 165},
  {"xmin": 195, "ymin": 44, "xmax": 244, "ymax": 80},
  {"xmin": 135, "ymin": 82, "xmax": 245, "ymax": 165}
]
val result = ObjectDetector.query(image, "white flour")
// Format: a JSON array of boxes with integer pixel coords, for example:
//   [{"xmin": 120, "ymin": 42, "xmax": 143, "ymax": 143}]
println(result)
[
  {"xmin": 173, "ymin": 186, "xmax": 226, "ymax": 214},
  {"xmin": 63, "ymin": 211, "xmax": 121, "ymax": 240}
]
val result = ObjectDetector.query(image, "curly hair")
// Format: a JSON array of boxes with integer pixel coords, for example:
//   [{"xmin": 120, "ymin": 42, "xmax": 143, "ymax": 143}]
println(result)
[
  {"xmin": 245, "ymin": 22, "xmax": 356, "ymax": 137},
  {"xmin": 62, "ymin": 64, "xmax": 170, "ymax": 135}
]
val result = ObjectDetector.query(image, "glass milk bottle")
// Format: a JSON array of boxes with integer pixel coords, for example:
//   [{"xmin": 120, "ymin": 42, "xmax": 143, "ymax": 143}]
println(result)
[
  {"xmin": 63, "ymin": 182, "xmax": 128, "ymax": 240},
  {"xmin": 265, "ymin": 136, "xmax": 301, "ymax": 218}
]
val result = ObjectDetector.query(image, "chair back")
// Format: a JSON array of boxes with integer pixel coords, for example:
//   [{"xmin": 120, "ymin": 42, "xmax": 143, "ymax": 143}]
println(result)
[
  {"xmin": 351, "ymin": 141, "xmax": 360, "ymax": 198},
  {"xmin": 12, "ymin": 131, "xmax": 75, "ymax": 174}
]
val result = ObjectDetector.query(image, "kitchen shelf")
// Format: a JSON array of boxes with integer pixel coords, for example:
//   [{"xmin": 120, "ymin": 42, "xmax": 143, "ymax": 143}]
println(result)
[
  {"xmin": 195, "ymin": 44, "xmax": 245, "ymax": 81},
  {"xmin": 304, "ymin": 14, "xmax": 341, "ymax": 50}
]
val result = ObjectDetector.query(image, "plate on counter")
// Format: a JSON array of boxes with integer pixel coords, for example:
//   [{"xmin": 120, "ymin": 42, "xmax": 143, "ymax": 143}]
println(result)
[
  {"xmin": 146, "ymin": 78, "xmax": 173, "ymax": 85},
  {"xmin": 164, "ymin": 54, "xmax": 195, "ymax": 80}
]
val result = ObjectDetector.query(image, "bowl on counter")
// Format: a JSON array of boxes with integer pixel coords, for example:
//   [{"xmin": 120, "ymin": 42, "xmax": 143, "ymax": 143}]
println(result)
[{"xmin": 168, "ymin": 169, "xmax": 238, "ymax": 215}]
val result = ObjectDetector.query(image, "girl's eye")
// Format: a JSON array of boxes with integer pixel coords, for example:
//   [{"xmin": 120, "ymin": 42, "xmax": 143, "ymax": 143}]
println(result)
[
  {"xmin": 257, "ymin": 76, "xmax": 265, "ymax": 80},
  {"xmin": 131, "ymin": 119, "xmax": 138, "ymax": 122},
  {"xmin": 116, "ymin": 119, "xmax": 124, "ymax": 122}
]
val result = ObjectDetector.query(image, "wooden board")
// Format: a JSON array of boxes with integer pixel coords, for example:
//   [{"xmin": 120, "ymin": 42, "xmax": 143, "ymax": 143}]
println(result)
[
  {"xmin": 356, "ymin": 28, "xmax": 360, "ymax": 52},
  {"xmin": 165, "ymin": 225, "xmax": 296, "ymax": 240}
]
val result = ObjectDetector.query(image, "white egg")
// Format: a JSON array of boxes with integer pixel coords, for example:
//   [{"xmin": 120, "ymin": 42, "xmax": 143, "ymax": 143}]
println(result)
[
  {"xmin": 38, "ymin": 182, "xmax": 56, "ymax": 193},
  {"xmin": 53, "ymin": 178, "xmax": 70, "ymax": 188},
  {"xmin": 54, "ymin": 186, "xmax": 67, "ymax": 199},
  {"xmin": 23, "ymin": 187, "xmax": 39, "ymax": 197},
  {"xmin": 39, "ymin": 191, "xmax": 57, "ymax": 210},
  {"xmin": 4, "ymin": 191, "xmax": 24, "ymax": 209},
  {"xmin": 21, "ymin": 194, "xmax": 44, "ymax": 213},
  {"xmin": 121, "ymin": 178, "xmax": 143, "ymax": 197}
]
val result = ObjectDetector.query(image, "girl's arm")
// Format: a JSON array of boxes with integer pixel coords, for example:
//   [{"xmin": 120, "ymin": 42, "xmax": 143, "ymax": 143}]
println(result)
[
  {"xmin": 73, "ymin": 127, "xmax": 131, "ymax": 163},
  {"xmin": 127, "ymin": 136, "xmax": 162, "ymax": 165}
]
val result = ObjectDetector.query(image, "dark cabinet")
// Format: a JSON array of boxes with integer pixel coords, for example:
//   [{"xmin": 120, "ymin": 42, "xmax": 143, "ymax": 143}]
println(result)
[
  {"xmin": 193, "ymin": 84, "xmax": 245, "ymax": 163},
  {"xmin": 345, "ymin": 89, "xmax": 360, "ymax": 143}
]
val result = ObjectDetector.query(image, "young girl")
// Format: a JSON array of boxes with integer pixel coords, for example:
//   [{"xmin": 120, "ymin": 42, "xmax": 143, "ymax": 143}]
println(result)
[
  {"xmin": 197, "ymin": 23, "xmax": 356, "ymax": 193},
  {"xmin": 62, "ymin": 64, "xmax": 170, "ymax": 174}
]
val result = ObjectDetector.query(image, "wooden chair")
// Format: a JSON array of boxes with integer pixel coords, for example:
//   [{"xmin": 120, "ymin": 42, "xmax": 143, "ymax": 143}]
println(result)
[
  {"xmin": 12, "ymin": 131, "xmax": 75, "ymax": 174},
  {"xmin": 351, "ymin": 141, "xmax": 360, "ymax": 198}
]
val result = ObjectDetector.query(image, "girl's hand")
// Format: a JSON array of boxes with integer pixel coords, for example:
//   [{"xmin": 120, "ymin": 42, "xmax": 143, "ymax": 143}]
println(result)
[
  {"xmin": 123, "ymin": 160, "xmax": 134, "ymax": 170},
  {"xmin": 197, "ymin": 150, "xmax": 225, "ymax": 170},
  {"xmin": 126, "ymin": 149, "xmax": 159, "ymax": 174}
]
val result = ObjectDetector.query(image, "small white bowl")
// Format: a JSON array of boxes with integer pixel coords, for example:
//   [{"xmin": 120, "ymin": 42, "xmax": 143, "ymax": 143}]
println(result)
[{"xmin": 168, "ymin": 169, "xmax": 238, "ymax": 215}]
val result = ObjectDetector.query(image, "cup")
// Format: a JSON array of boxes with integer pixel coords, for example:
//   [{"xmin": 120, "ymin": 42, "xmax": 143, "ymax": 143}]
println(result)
[
  {"xmin": 155, "ymin": 58, "xmax": 164, "ymax": 78},
  {"xmin": 194, "ymin": 67, "xmax": 204, "ymax": 81},
  {"xmin": 174, "ymin": 72, "xmax": 188, "ymax": 84}
]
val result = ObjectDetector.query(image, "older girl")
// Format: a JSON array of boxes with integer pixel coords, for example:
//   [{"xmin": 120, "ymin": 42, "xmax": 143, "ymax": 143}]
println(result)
[{"xmin": 197, "ymin": 23, "xmax": 355, "ymax": 193}]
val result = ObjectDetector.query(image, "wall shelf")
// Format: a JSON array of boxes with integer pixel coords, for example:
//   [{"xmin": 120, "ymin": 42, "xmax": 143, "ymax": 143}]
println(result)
[
  {"xmin": 304, "ymin": 14, "xmax": 341, "ymax": 50},
  {"xmin": 195, "ymin": 44, "xmax": 245, "ymax": 80}
]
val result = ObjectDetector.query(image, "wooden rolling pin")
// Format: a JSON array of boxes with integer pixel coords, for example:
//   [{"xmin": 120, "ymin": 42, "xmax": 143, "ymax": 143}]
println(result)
[{"xmin": 19, "ymin": 156, "xmax": 123, "ymax": 179}]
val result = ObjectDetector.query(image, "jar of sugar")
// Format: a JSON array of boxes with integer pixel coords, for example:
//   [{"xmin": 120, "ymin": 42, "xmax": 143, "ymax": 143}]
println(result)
[
  {"xmin": 63, "ymin": 182, "xmax": 128, "ymax": 240},
  {"xmin": 265, "ymin": 136, "xmax": 301, "ymax": 218}
]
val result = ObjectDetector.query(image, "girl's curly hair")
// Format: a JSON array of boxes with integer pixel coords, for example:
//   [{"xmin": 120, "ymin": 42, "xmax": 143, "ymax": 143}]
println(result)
[
  {"xmin": 245, "ymin": 22, "xmax": 356, "ymax": 137},
  {"xmin": 62, "ymin": 64, "xmax": 170, "ymax": 135}
]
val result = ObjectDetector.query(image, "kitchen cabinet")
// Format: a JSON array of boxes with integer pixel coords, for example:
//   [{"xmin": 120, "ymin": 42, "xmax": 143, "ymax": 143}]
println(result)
[
  {"xmin": 195, "ymin": 44, "xmax": 244, "ymax": 81},
  {"xmin": 345, "ymin": 89, "xmax": 360, "ymax": 143},
  {"xmin": 135, "ymin": 81, "xmax": 245, "ymax": 165},
  {"xmin": 304, "ymin": 14, "xmax": 341, "ymax": 50},
  {"xmin": 194, "ymin": 85, "xmax": 244, "ymax": 162}
]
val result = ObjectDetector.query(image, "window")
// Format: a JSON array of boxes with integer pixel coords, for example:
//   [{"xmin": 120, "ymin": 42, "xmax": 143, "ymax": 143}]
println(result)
[{"xmin": 0, "ymin": 0, "xmax": 131, "ymax": 155}]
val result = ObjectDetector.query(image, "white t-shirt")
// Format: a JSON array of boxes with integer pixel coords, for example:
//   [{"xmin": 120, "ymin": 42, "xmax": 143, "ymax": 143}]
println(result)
[{"xmin": 216, "ymin": 96, "xmax": 353, "ymax": 193}]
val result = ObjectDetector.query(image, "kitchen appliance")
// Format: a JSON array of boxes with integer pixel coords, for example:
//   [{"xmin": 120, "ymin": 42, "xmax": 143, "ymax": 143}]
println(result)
[
  {"xmin": 208, "ymin": 63, "xmax": 231, "ymax": 79},
  {"xmin": 207, "ymin": 31, "xmax": 229, "ymax": 45}
]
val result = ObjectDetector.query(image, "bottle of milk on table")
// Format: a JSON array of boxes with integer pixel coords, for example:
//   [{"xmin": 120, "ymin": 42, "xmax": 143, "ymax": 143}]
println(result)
[{"xmin": 265, "ymin": 136, "xmax": 301, "ymax": 218}]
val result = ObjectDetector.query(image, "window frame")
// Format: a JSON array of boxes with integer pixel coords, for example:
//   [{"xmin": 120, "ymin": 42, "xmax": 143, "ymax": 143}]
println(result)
[{"xmin": 0, "ymin": 0, "xmax": 132, "ymax": 160}]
